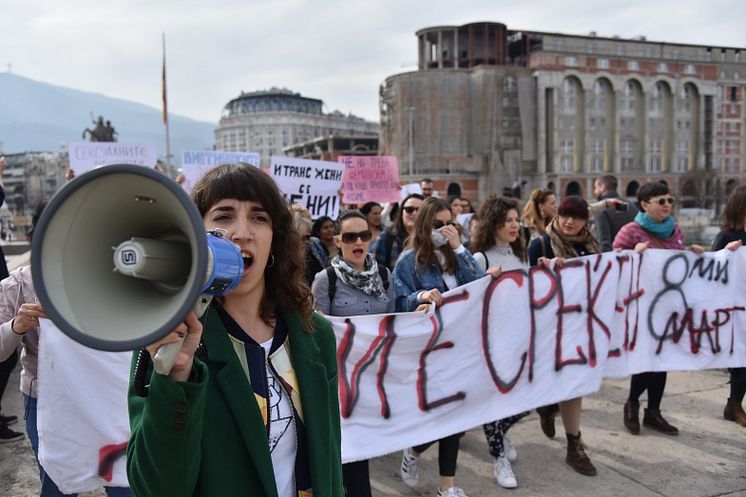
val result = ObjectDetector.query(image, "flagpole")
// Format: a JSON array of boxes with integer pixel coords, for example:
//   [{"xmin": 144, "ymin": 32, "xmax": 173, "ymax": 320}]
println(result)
[{"xmin": 162, "ymin": 32, "xmax": 173, "ymax": 177}]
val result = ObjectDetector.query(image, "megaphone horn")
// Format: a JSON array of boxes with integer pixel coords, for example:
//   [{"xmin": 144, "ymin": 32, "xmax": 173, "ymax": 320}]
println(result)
[{"xmin": 31, "ymin": 164, "xmax": 242, "ymax": 370}]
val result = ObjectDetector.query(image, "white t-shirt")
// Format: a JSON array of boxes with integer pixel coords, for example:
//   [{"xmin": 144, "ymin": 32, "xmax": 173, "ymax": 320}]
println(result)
[{"xmin": 259, "ymin": 338, "xmax": 297, "ymax": 497}]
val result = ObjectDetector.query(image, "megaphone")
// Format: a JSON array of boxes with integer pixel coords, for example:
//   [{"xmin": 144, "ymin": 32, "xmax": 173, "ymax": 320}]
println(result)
[{"xmin": 31, "ymin": 164, "xmax": 243, "ymax": 373}]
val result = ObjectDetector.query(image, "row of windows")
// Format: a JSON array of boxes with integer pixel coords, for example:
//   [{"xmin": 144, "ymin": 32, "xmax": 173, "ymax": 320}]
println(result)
[
  {"xmin": 554, "ymin": 40, "xmax": 741, "ymax": 63},
  {"xmin": 559, "ymin": 139, "xmax": 692, "ymax": 154},
  {"xmin": 590, "ymin": 58, "xmax": 693, "ymax": 74}
]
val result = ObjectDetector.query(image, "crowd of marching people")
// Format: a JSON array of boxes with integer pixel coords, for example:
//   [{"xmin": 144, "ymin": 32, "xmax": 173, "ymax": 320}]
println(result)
[{"xmin": 0, "ymin": 161, "xmax": 744, "ymax": 497}]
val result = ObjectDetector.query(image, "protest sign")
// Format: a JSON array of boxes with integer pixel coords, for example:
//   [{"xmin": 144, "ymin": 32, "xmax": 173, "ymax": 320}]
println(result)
[
  {"xmin": 327, "ymin": 248, "xmax": 746, "ymax": 462},
  {"xmin": 270, "ymin": 156, "xmax": 345, "ymax": 219},
  {"xmin": 37, "ymin": 320, "xmax": 131, "ymax": 493},
  {"xmin": 400, "ymin": 182, "xmax": 422, "ymax": 201},
  {"xmin": 338, "ymin": 156, "xmax": 400, "ymax": 204},
  {"xmin": 181, "ymin": 150, "xmax": 260, "ymax": 193},
  {"xmin": 68, "ymin": 142, "xmax": 157, "ymax": 175}
]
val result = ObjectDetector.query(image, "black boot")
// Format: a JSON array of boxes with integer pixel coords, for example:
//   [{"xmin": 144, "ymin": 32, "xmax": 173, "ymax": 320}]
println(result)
[
  {"xmin": 565, "ymin": 432, "xmax": 597, "ymax": 476},
  {"xmin": 643, "ymin": 408, "xmax": 679, "ymax": 435},
  {"xmin": 623, "ymin": 400, "xmax": 640, "ymax": 434},
  {"xmin": 724, "ymin": 399, "xmax": 746, "ymax": 427},
  {"xmin": 536, "ymin": 404, "xmax": 559, "ymax": 439}
]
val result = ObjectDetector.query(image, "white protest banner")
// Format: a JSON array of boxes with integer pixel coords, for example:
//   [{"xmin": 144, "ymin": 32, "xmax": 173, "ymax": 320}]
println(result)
[
  {"xmin": 68, "ymin": 142, "xmax": 157, "ymax": 175},
  {"xmin": 270, "ymin": 156, "xmax": 345, "ymax": 219},
  {"xmin": 338, "ymin": 156, "xmax": 400, "ymax": 204},
  {"xmin": 328, "ymin": 248, "xmax": 746, "ymax": 463},
  {"xmin": 37, "ymin": 320, "xmax": 131, "ymax": 493},
  {"xmin": 181, "ymin": 150, "xmax": 260, "ymax": 193}
]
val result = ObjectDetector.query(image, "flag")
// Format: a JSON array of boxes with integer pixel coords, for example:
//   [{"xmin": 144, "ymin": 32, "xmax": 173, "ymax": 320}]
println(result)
[{"xmin": 162, "ymin": 34, "xmax": 168, "ymax": 125}]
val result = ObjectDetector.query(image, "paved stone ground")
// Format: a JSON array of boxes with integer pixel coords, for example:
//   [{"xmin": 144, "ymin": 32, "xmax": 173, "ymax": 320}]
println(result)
[{"xmin": 1, "ymin": 366, "xmax": 744, "ymax": 496}]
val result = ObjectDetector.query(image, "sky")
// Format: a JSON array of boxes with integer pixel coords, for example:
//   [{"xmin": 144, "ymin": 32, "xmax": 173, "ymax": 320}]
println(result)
[{"xmin": 1, "ymin": 0, "xmax": 745, "ymax": 125}]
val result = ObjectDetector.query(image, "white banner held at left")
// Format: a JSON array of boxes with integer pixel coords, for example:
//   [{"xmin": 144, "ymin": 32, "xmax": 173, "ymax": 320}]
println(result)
[{"xmin": 37, "ymin": 319, "xmax": 131, "ymax": 493}]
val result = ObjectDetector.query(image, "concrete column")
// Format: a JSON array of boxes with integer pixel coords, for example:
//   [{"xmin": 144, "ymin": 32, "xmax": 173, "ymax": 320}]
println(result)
[
  {"xmin": 536, "ymin": 78, "xmax": 547, "ymax": 175},
  {"xmin": 454, "ymin": 29, "xmax": 459, "ymax": 69},
  {"xmin": 438, "ymin": 31, "xmax": 443, "ymax": 69}
]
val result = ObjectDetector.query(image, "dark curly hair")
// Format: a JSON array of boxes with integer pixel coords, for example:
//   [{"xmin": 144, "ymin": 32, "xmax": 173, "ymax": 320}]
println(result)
[
  {"xmin": 191, "ymin": 163, "xmax": 313, "ymax": 329},
  {"xmin": 472, "ymin": 195, "xmax": 526, "ymax": 262}
]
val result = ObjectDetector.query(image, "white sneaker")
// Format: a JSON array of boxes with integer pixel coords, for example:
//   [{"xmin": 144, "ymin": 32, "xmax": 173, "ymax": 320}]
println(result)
[
  {"xmin": 400, "ymin": 448, "xmax": 421, "ymax": 488},
  {"xmin": 494, "ymin": 455, "xmax": 518, "ymax": 489},
  {"xmin": 503, "ymin": 435, "xmax": 518, "ymax": 462},
  {"xmin": 436, "ymin": 487, "xmax": 469, "ymax": 497}
]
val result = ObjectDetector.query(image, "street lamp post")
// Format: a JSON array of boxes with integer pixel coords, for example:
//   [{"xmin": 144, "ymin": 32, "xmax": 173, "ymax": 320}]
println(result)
[{"xmin": 406, "ymin": 106, "xmax": 415, "ymax": 177}]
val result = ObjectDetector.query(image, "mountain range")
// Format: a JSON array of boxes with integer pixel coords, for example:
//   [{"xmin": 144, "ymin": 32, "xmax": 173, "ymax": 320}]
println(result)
[{"xmin": 0, "ymin": 73, "xmax": 215, "ymax": 162}]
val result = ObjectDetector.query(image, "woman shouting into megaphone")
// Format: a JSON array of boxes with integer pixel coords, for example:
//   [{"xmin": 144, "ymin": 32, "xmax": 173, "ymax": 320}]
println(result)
[{"xmin": 127, "ymin": 164, "xmax": 343, "ymax": 497}]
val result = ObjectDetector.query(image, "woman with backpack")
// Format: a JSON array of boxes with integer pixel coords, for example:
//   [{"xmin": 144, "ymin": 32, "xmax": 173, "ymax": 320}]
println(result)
[{"xmin": 311, "ymin": 209, "xmax": 394, "ymax": 497}]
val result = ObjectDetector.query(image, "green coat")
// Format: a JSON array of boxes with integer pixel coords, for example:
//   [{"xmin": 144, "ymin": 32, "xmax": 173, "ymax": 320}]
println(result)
[{"xmin": 126, "ymin": 308, "xmax": 343, "ymax": 497}]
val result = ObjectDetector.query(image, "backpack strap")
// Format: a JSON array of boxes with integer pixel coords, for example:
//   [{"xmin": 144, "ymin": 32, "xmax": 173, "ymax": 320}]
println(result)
[
  {"xmin": 326, "ymin": 266, "xmax": 337, "ymax": 313},
  {"xmin": 378, "ymin": 265, "xmax": 389, "ymax": 291},
  {"xmin": 539, "ymin": 235, "xmax": 547, "ymax": 258},
  {"xmin": 479, "ymin": 251, "xmax": 490, "ymax": 269}
]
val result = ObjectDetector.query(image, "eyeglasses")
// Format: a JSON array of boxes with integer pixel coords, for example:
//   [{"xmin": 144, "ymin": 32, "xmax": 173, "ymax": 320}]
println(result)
[
  {"xmin": 403, "ymin": 206, "xmax": 419, "ymax": 214},
  {"xmin": 433, "ymin": 220, "xmax": 455, "ymax": 230},
  {"xmin": 650, "ymin": 197, "xmax": 675, "ymax": 206},
  {"xmin": 339, "ymin": 230, "xmax": 372, "ymax": 244}
]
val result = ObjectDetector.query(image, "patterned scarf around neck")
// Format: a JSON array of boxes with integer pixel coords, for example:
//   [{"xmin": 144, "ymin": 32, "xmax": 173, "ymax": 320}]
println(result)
[
  {"xmin": 545, "ymin": 217, "xmax": 601, "ymax": 258},
  {"xmin": 330, "ymin": 254, "xmax": 386, "ymax": 298}
]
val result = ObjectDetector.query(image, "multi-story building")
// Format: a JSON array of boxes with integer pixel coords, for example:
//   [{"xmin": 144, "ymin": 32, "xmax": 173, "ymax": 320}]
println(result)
[
  {"xmin": 2, "ymin": 151, "xmax": 67, "ymax": 213},
  {"xmin": 380, "ymin": 22, "xmax": 745, "ymax": 208},
  {"xmin": 215, "ymin": 87, "xmax": 379, "ymax": 166}
]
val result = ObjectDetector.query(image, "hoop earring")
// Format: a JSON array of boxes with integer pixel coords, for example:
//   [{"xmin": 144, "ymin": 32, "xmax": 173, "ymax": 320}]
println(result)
[{"xmin": 266, "ymin": 254, "xmax": 275, "ymax": 269}]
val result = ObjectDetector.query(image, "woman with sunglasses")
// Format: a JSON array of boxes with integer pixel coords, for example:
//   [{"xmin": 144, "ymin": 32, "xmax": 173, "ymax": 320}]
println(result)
[
  {"xmin": 470, "ymin": 195, "xmax": 529, "ymax": 489},
  {"xmin": 371, "ymin": 193, "xmax": 424, "ymax": 271},
  {"xmin": 360, "ymin": 202, "xmax": 384, "ymax": 245},
  {"xmin": 527, "ymin": 196, "xmax": 600, "ymax": 477},
  {"xmin": 613, "ymin": 181, "xmax": 704, "ymax": 437},
  {"xmin": 127, "ymin": 164, "xmax": 343, "ymax": 497},
  {"xmin": 311, "ymin": 210, "xmax": 395, "ymax": 497},
  {"xmin": 712, "ymin": 185, "xmax": 746, "ymax": 428},
  {"xmin": 392, "ymin": 197, "xmax": 485, "ymax": 497}
]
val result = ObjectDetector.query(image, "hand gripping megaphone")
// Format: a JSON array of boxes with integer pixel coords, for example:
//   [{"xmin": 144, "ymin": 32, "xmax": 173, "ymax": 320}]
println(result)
[{"xmin": 31, "ymin": 164, "xmax": 243, "ymax": 374}]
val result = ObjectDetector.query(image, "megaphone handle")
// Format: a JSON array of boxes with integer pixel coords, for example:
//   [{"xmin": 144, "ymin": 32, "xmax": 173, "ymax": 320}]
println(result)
[{"xmin": 153, "ymin": 295, "xmax": 214, "ymax": 376}]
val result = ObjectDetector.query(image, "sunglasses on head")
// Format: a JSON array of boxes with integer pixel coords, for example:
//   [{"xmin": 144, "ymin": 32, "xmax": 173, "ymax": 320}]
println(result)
[
  {"xmin": 651, "ymin": 197, "xmax": 675, "ymax": 206},
  {"xmin": 403, "ymin": 206, "xmax": 419, "ymax": 214},
  {"xmin": 433, "ymin": 220, "xmax": 455, "ymax": 230},
  {"xmin": 339, "ymin": 230, "xmax": 372, "ymax": 244}
]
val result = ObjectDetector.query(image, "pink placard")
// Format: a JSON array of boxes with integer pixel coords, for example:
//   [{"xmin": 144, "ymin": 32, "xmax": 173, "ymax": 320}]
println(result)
[{"xmin": 339, "ymin": 156, "xmax": 400, "ymax": 204}]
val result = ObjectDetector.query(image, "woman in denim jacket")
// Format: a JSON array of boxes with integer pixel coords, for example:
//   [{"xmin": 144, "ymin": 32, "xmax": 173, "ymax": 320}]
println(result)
[{"xmin": 392, "ymin": 197, "xmax": 487, "ymax": 497}]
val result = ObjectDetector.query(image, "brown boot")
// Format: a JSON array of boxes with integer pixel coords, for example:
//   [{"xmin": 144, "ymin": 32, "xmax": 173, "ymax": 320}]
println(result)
[
  {"xmin": 623, "ymin": 400, "xmax": 640, "ymax": 434},
  {"xmin": 724, "ymin": 400, "xmax": 746, "ymax": 427},
  {"xmin": 565, "ymin": 432, "xmax": 597, "ymax": 476},
  {"xmin": 643, "ymin": 408, "xmax": 679, "ymax": 435},
  {"xmin": 536, "ymin": 404, "xmax": 559, "ymax": 439}
]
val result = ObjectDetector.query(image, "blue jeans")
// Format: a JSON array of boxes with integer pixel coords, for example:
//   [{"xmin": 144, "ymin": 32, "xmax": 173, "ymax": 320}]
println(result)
[{"xmin": 23, "ymin": 394, "xmax": 133, "ymax": 497}]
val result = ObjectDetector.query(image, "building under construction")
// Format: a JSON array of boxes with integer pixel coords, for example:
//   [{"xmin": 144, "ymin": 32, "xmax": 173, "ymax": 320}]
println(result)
[{"xmin": 380, "ymin": 22, "xmax": 745, "ymax": 208}]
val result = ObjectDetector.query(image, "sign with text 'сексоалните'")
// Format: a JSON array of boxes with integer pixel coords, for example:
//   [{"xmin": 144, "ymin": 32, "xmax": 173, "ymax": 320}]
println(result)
[
  {"xmin": 270, "ymin": 156, "xmax": 344, "ymax": 219},
  {"xmin": 68, "ymin": 142, "xmax": 157, "ymax": 175}
]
